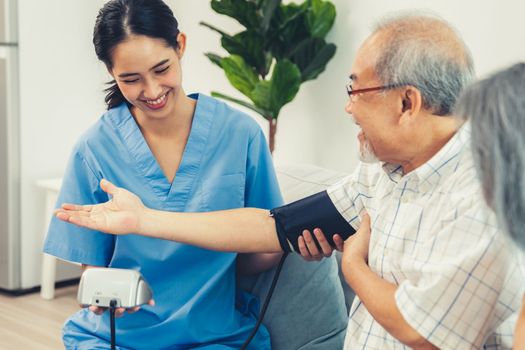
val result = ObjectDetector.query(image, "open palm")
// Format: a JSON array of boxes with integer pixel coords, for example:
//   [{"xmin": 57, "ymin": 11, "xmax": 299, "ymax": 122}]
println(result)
[{"xmin": 56, "ymin": 179, "xmax": 145, "ymax": 235}]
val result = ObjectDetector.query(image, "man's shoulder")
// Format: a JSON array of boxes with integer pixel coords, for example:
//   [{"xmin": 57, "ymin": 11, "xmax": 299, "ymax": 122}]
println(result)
[
  {"xmin": 327, "ymin": 161, "xmax": 385, "ymax": 194},
  {"xmin": 440, "ymin": 145, "xmax": 480, "ymax": 195}
]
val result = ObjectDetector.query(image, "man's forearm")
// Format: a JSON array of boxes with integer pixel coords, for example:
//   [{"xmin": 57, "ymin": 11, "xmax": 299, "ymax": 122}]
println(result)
[
  {"xmin": 140, "ymin": 207, "xmax": 283, "ymax": 253},
  {"xmin": 344, "ymin": 257, "xmax": 438, "ymax": 350}
]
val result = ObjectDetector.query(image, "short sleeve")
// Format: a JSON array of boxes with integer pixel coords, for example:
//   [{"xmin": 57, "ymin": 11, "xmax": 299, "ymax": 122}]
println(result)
[
  {"xmin": 394, "ymin": 201, "xmax": 521, "ymax": 349},
  {"xmin": 244, "ymin": 129, "xmax": 283, "ymax": 209},
  {"xmin": 43, "ymin": 151, "xmax": 116, "ymax": 266},
  {"xmin": 326, "ymin": 162, "xmax": 371, "ymax": 230}
]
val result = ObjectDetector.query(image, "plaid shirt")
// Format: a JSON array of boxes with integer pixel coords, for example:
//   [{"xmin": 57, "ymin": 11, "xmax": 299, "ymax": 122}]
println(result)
[{"xmin": 328, "ymin": 124, "xmax": 523, "ymax": 349}]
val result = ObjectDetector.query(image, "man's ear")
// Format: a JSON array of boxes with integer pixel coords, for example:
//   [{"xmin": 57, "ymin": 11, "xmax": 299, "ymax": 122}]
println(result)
[
  {"xmin": 399, "ymin": 87, "xmax": 422, "ymax": 123},
  {"xmin": 175, "ymin": 32, "xmax": 187, "ymax": 59}
]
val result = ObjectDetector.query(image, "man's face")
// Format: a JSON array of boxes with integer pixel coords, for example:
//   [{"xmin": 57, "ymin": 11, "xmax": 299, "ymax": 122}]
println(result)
[{"xmin": 345, "ymin": 35, "xmax": 404, "ymax": 164}]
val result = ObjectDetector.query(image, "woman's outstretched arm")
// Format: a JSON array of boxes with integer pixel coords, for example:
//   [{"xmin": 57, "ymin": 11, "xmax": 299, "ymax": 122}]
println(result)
[{"xmin": 56, "ymin": 179, "xmax": 282, "ymax": 253}]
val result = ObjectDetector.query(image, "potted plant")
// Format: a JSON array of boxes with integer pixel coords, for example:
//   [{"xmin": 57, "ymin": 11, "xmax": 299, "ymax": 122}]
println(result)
[{"xmin": 201, "ymin": 0, "xmax": 337, "ymax": 153}]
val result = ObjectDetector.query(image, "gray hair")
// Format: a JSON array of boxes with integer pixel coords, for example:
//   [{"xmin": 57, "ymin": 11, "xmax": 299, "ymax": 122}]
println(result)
[
  {"xmin": 372, "ymin": 13, "xmax": 475, "ymax": 115},
  {"xmin": 455, "ymin": 62, "xmax": 525, "ymax": 250}
]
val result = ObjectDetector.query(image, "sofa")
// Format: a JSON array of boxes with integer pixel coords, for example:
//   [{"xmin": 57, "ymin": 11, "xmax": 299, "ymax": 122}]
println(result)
[{"xmin": 238, "ymin": 162, "xmax": 355, "ymax": 350}]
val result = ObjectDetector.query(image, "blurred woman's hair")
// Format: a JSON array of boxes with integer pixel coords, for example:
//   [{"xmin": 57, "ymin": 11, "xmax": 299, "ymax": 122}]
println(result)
[{"xmin": 455, "ymin": 62, "xmax": 525, "ymax": 249}]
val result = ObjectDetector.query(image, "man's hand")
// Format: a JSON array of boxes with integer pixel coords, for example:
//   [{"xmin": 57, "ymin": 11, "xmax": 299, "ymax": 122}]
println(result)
[
  {"xmin": 298, "ymin": 228, "xmax": 345, "ymax": 261},
  {"xmin": 341, "ymin": 212, "xmax": 371, "ymax": 280},
  {"xmin": 55, "ymin": 179, "xmax": 146, "ymax": 235}
]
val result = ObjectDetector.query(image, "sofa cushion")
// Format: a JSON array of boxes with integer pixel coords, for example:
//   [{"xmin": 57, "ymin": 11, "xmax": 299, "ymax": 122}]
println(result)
[{"xmin": 238, "ymin": 162, "xmax": 353, "ymax": 350}]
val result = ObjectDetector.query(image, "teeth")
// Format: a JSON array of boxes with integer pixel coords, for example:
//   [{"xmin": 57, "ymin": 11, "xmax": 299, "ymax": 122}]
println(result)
[{"xmin": 145, "ymin": 93, "xmax": 167, "ymax": 105}]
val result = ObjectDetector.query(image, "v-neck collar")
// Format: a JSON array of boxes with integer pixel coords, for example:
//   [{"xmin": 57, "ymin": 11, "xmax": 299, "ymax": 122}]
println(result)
[{"xmin": 112, "ymin": 94, "xmax": 216, "ymax": 207}]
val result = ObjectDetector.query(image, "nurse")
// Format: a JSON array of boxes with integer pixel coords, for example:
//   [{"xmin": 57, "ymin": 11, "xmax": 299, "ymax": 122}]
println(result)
[{"xmin": 43, "ymin": 0, "xmax": 283, "ymax": 349}]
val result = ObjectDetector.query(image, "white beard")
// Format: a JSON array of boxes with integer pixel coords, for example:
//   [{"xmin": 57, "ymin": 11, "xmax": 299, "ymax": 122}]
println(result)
[{"xmin": 358, "ymin": 131, "xmax": 380, "ymax": 164}]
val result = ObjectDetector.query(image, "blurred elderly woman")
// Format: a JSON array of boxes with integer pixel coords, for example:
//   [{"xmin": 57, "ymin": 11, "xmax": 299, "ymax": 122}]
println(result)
[{"xmin": 455, "ymin": 62, "xmax": 525, "ymax": 348}]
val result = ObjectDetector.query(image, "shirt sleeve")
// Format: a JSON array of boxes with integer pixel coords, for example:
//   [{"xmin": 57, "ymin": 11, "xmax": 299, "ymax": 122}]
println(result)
[
  {"xmin": 42, "ymin": 150, "xmax": 116, "ymax": 266},
  {"xmin": 326, "ymin": 162, "xmax": 372, "ymax": 230},
  {"xmin": 244, "ymin": 129, "xmax": 283, "ymax": 209},
  {"xmin": 394, "ymin": 200, "xmax": 520, "ymax": 350}
]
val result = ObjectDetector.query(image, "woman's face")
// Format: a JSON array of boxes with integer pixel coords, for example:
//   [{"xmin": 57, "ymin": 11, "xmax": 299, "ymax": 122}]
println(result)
[{"xmin": 109, "ymin": 34, "xmax": 185, "ymax": 120}]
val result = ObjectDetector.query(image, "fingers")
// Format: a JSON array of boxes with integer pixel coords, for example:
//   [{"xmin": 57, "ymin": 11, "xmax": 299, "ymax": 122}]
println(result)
[
  {"xmin": 333, "ymin": 234, "xmax": 344, "ymax": 252},
  {"xmin": 56, "ymin": 208, "xmax": 92, "ymax": 218},
  {"xmin": 298, "ymin": 235, "xmax": 314, "ymax": 261},
  {"xmin": 55, "ymin": 211, "xmax": 95, "ymax": 230},
  {"xmin": 100, "ymin": 179, "xmax": 118, "ymax": 196},
  {"xmin": 86, "ymin": 304, "xmax": 151, "ymax": 317},
  {"xmin": 126, "ymin": 306, "xmax": 141, "ymax": 314},
  {"xmin": 126, "ymin": 299, "xmax": 154, "ymax": 313},
  {"xmin": 88, "ymin": 305, "xmax": 105, "ymax": 315},
  {"xmin": 312, "ymin": 229, "xmax": 334, "ymax": 257},
  {"xmin": 62, "ymin": 203, "xmax": 93, "ymax": 211},
  {"xmin": 115, "ymin": 307, "xmax": 126, "ymax": 318},
  {"xmin": 359, "ymin": 212, "xmax": 371, "ymax": 234},
  {"xmin": 302, "ymin": 230, "xmax": 321, "ymax": 260},
  {"xmin": 298, "ymin": 229, "xmax": 334, "ymax": 261},
  {"xmin": 55, "ymin": 205, "xmax": 93, "ymax": 223},
  {"xmin": 55, "ymin": 211, "xmax": 71, "ymax": 222},
  {"xmin": 70, "ymin": 215, "xmax": 98, "ymax": 229}
]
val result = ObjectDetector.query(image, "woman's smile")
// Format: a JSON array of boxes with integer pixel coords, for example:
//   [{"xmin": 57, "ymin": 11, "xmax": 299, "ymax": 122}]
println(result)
[{"xmin": 141, "ymin": 90, "xmax": 170, "ymax": 110}]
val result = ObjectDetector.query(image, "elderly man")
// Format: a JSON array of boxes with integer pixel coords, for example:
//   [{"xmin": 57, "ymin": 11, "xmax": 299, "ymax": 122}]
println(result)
[
  {"xmin": 297, "ymin": 15, "xmax": 524, "ymax": 349},
  {"xmin": 55, "ymin": 14, "xmax": 523, "ymax": 350}
]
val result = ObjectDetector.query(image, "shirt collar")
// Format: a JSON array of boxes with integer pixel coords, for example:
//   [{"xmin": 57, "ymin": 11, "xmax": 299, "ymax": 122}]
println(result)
[{"xmin": 381, "ymin": 122, "xmax": 471, "ymax": 191}]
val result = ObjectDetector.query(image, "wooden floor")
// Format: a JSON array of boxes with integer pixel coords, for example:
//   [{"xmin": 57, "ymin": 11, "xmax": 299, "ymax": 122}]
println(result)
[{"xmin": 0, "ymin": 285, "xmax": 78, "ymax": 350}]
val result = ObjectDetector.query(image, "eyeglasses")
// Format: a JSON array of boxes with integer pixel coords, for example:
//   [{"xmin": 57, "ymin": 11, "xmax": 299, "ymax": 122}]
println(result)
[{"xmin": 346, "ymin": 82, "xmax": 407, "ymax": 103}]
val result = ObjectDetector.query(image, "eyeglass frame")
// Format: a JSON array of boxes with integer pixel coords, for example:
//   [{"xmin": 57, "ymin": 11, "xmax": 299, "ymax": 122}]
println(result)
[{"xmin": 346, "ymin": 81, "xmax": 410, "ymax": 102}]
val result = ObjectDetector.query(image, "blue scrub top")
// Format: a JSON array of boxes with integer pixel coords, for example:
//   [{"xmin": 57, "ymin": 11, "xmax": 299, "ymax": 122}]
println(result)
[{"xmin": 43, "ymin": 94, "xmax": 283, "ymax": 350}]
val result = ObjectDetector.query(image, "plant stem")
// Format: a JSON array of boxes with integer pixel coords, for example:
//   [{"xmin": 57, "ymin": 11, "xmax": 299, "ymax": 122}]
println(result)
[{"xmin": 269, "ymin": 118, "xmax": 277, "ymax": 155}]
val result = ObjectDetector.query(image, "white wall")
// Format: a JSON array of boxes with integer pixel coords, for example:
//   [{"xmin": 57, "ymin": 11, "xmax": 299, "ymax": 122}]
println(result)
[
  {"xmin": 16, "ymin": 0, "xmax": 525, "ymax": 287},
  {"xmin": 18, "ymin": 0, "xmax": 107, "ymax": 287}
]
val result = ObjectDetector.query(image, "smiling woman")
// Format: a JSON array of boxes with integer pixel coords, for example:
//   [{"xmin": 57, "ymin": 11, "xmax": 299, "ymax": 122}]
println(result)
[
  {"xmin": 42, "ymin": 0, "xmax": 283, "ymax": 349},
  {"xmin": 111, "ymin": 37, "xmax": 184, "ymax": 117}
]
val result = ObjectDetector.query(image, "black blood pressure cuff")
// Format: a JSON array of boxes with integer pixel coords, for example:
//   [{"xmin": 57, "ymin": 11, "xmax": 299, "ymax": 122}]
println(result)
[{"xmin": 270, "ymin": 190, "xmax": 356, "ymax": 253}]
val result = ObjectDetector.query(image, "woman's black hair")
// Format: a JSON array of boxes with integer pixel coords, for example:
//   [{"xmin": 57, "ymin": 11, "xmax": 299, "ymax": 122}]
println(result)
[{"xmin": 93, "ymin": 0, "xmax": 180, "ymax": 109}]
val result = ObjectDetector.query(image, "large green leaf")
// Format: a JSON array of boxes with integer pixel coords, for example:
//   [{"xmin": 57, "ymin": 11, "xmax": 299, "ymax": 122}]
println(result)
[
  {"xmin": 291, "ymin": 38, "xmax": 336, "ymax": 81},
  {"xmin": 269, "ymin": 59, "xmax": 301, "ymax": 114},
  {"xmin": 204, "ymin": 0, "xmax": 337, "ymax": 123},
  {"xmin": 204, "ymin": 52, "xmax": 223, "ymax": 68},
  {"xmin": 251, "ymin": 80, "xmax": 273, "ymax": 113},
  {"xmin": 220, "ymin": 55, "xmax": 259, "ymax": 98},
  {"xmin": 250, "ymin": 60, "xmax": 301, "ymax": 117},
  {"xmin": 211, "ymin": 0, "xmax": 260, "ymax": 29},
  {"xmin": 259, "ymin": 0, "xmax": 281, "ymax": 34},
  {"xmin": 270, "ymin": 3, "xmax": 310, "ymax": 59},
  {"xmin": 306, "ymin": 0, "xmax": 336, "ymax": 38},
  {"xmin": 200, "ymin": 23, "xmax": 265, "ymax": 73},
  {"xmin": 221, "ymin": 31, "xmax": 268, "ymax": 76}
]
